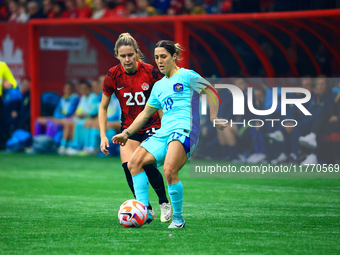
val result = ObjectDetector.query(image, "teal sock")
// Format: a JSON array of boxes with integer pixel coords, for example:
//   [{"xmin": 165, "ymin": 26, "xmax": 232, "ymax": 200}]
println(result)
[
  {"xmin": 132, "ymin": 172, "xmax": 149, "ymax": 207},
  {"xmin": 168, "ymin": 181, "xmax": 183, "ymax": 216},
  {"xmin": 60, "ymin": 139, "xmax": 67, "ymax": 148},
  {"xmin": 83, "ymin": 127, "xmax": 90, "ymax": 148}
]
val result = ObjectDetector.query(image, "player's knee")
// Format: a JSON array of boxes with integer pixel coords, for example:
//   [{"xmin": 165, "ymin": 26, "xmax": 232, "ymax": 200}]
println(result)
[
  {"xmin": 163, "ymin": 166, "xmax": 175, "ymax": 183},
  {"xmin": 128, "ymin": 156, "xmax": 143, "ymax": 175}
]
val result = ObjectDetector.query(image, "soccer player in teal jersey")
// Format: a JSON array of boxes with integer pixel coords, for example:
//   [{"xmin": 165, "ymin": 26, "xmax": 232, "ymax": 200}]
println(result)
[{"xmin": 112, "ymin": 40, "xmax": 226, "ymax": 228}]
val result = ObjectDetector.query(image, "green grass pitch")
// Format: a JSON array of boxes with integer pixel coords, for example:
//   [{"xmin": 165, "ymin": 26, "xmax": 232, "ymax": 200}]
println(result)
[{"xmin": 0, "ymin": 153, "xmax": 340, "ymax": 254}]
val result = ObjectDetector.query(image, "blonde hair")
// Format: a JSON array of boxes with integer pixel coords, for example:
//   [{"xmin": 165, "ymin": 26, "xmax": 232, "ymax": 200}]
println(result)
[
  {"xmin": 155, "ymin": 40, "xmax": 184, "ymax": 61},
  {"xmin": 114, "ymin": 33, "xmax": 144, "ymax": 61}
]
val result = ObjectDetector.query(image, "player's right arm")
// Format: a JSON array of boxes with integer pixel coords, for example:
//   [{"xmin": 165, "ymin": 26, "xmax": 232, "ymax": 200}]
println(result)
[
  {"xmin": 2, "ymin": 62, "xmax": 17, "ymax": 89},
  {"xmin": 112, "ymin": 105, "xmax": 158, "ymax": 146},
  {"xmin": 99, "ymin": 93, "xmax": 111, "ymax": 155}
]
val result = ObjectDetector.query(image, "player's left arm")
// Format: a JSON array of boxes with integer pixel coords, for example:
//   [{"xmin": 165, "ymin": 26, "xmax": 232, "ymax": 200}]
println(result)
[
  {"xmin": 204, "ymin": 86, "xmax": 226, "ymax": 130},
  {"xmin": 189, "ymin": 72, "xmax": 226, "ymax": 131},
  {"xmin": 112, "ymin": 105, "xmax": 159, "ymax": 146},
  {"xmin": 3, "ymin": 63, "xmax": 17, "ymax": 89}
]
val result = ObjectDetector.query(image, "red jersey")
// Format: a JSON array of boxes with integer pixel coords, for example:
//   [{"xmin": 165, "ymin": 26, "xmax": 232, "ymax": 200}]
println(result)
[{"xmin": 103, "ymin": 61, "xmax": 163, "ymax": 134}]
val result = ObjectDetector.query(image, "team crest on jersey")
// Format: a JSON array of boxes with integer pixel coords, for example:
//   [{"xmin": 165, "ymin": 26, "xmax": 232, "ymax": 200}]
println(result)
[
  {"xmin": 141, "ymin": 82, "xmax": 149, "ymax": 91},
  {"xmin": 173, "ymin": 83, "xmax": 183, "ymax": 92}
]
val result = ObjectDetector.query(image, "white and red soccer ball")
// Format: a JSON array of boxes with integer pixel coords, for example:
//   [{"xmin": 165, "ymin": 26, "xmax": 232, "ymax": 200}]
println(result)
[{"xmin": 118, "ymin": 199, "xmax": 148, "ymax": 228}]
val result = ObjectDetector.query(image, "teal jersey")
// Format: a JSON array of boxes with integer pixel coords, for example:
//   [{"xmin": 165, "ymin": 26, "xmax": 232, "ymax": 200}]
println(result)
[{"xmin": 146, "ymin": 68, "xmax": 207, "ymax": 143}]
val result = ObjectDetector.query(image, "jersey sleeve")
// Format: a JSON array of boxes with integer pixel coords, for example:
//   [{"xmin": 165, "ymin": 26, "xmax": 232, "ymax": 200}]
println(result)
[
  {"xmin": 102, "ymin": 72, "xmax": 115, "ymax": 96},
  {"xmin": 146, "ymin": 83, "xmax": 162, "ymax": 109},
  {"xmin": 186, "ymin": 70, "xmax": 209, "ymax": 94},
  {"xmin": 3, "ymin": 63, "xmax": 17, "ymax": 89}
]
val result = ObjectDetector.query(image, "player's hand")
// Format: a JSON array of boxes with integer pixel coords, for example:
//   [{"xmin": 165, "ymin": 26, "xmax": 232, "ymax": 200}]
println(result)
[
  {"xmin": 215, "ymin": 122, "xmax": 228, "ymax": 131},
  {"xmin": 112, "ymin": 133, "xmax": 128, "ymax": 146},
  {"xmin": 3, "ymin": 80, "xmax": 13, "ymax": 89},
  {"xmin": 100, "ymin": 136, "xmax": 110, "ymax": 155}
]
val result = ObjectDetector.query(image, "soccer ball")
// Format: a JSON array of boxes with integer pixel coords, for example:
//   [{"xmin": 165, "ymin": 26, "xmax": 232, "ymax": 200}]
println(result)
[{"xmin": 118, "ymin": 199, "xmax": 148, "ymax": 228}]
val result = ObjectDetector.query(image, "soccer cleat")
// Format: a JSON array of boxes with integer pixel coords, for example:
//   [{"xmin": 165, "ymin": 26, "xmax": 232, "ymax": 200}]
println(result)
[
  {"xmin": 299, "ymin": 132, "xmax": 317, "ymax": 149},
  {"xmin": 66, "ymin": 147, "xmax": 79, "ymax": 156},
  {"xmin": 267, "ymin": 130, "xmax": 284, "ymax": 143},
  {"xmin": 168, "ymin": 220, "xmax": 185, "ymax": 229},
  {"xmin": 58, "ymin": 146, "xmax": 67, "ymax": 155},
  {"xmin": 145, "ymin": 209, "xmax": 156, "ymax": 224},
  {"xmin": 301, "ymin": 153, "xmax": 318, "ymax": 165},
  {"xmin": 160, "ymin": 202, "xmax": 172, "ymax": 223}
]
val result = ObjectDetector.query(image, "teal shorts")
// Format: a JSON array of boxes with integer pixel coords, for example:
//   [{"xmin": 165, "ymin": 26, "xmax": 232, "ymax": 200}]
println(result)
[{"xmin": 140, "ymin": 131, "xmax": 197, "ymax": 167}]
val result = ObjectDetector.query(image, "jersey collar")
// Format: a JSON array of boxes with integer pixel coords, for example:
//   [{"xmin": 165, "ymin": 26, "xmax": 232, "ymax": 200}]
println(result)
[{"xmin": 120, "ymin": 61, "xmax": 140, "ymax": 75}]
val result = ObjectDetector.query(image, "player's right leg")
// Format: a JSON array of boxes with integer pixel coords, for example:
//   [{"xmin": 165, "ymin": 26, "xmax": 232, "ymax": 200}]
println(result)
[
  {"xmin": 142, "ymin": 128, "xmax": 171, "ymax": 223},
  {"xmin": 128, "ymin": 146, "xmax": 157, "ymax": 224},
  {"xmin": 120, "ymin": 139, "xmax": 156, "ymax": 221}
]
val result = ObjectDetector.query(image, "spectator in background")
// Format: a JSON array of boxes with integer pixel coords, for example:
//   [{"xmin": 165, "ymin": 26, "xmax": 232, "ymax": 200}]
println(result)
[
  {"xmin": 34, "ymin": 81, "xmax": 79, "ymax": 139},
  {"xmin": 202, "ymin": 0, "xmax": 221, "ymax": 13},
  {"xmin": 11, "ymin": 77, "xmax": 31, "ymax": 132},
  {"xmin": 107, "ymin": 0, "xmax": 128, "ymax": 17},
  {"xmin": 153, "ymin": 0, "xmax": 171, "ymax": 14},
  {"xmin": 42, "ymin": 0, "xmax": 54, "ymax": 18},
  {"xmin": 220, "ymin": 0, "xmax": 233, "ymax": 13},
  {"xmin": 286, "ymin": 76, "xmax": 334, "ymax": 164},
  {"xmin": 125, "ymin": 0, "xmax": 137, "ymax": 15},
  {"xmin": 76, "ymin": 0, "xmax": 92, "ymax": 18},
  {"xmin": 92, "ymin": 0, "xmax": 108, "ymax": 18},
  {"xmin": 79, "ymin": 76, "xmax": 121, "ymax": 156},
  {"xmin": 27, "ymin": 1, "xmax": 44, "ymax": 19},
  {"xmin": 63, "ymin": 0, "xmax": 79, "ymax": 18},
  {"xmin": 268, "ymin": 77, "xmax": 313, "ymax": 163},
  {"xmin": 0, "ymin": 0, "xmax": 10, "ymax": 21},
  {"xmin": 298, "ymin": 77, "xmax": 337, "ymax": 164},
  {"xmin": 182, "ymin": 0, "xmax": 206, "ymax": 14},
  {"xmin": 51, "ymin": 1, "xmax": 64, "ymax": 18},
  {"xmin": 132, "ymin": 0, "xmax": 157, "ymax": 16},
  {"xmin": 58, "ymin": 80, "xmax": 98, "ymax": 155},
  {"xmin": 8, "ymin": 0, "xmax": 28, "ymax": 22},
  {"xmin": 167, "ymin": 0, "xmax": 184, "ymax": 14}
]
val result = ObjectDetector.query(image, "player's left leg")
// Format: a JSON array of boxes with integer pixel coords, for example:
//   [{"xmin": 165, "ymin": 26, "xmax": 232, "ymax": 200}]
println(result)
[{"xmin": 163, "ymin": 140, "xmax": 188, "ymax": 229}]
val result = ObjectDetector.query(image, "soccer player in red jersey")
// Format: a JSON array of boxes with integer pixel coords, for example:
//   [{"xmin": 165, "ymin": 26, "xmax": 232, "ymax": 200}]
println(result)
[{"xmin": 98, "ymin": 33, "xmax": 172, "ymax": 223}]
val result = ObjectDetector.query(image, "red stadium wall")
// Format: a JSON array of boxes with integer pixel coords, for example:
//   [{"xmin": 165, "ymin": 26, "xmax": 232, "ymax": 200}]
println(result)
[
  {"xmin": 0, "ymin": 23, "xmax": 30, "ymax": 81},
  {"xmin": 1, "ymin": 9, "xmax": 340, "ymax": 134}
]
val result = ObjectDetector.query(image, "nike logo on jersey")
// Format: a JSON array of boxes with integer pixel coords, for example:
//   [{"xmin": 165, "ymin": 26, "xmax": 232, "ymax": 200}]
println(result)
[
  {"xmin": 117, "ymin": 87, "xmax": 125, "ymax": 90},
  {"xmin": 158, "ymin": 92, "xmax": 162, "ymax": 97}
]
